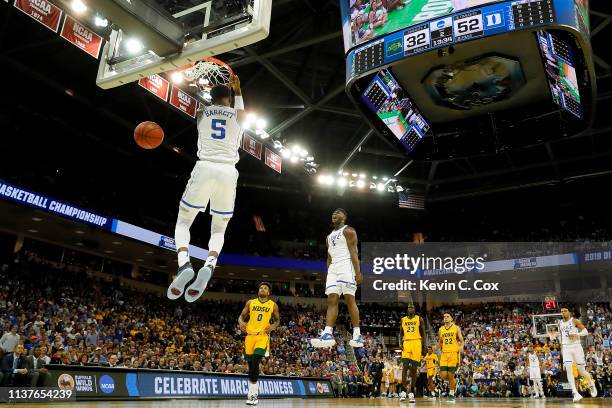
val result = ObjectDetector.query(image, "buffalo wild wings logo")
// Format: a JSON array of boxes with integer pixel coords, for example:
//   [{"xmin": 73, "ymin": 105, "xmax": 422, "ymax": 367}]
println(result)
[{"xmin": 58, "ymin": 373, "xmax": 75, "ymax": 390}]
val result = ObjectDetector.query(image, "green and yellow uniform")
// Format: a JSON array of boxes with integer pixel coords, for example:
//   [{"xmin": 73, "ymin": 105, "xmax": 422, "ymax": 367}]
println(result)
[
  {"xmin": 401, "ymin": 315, "xmax": 422, "ymax": 366},
  {"xmin": 244, "ymin": 298, "xmax": 275, "ymax": 358},
  {"xmin": 439, "ymin": 323, "xmax": 460, "ymax": 372}
]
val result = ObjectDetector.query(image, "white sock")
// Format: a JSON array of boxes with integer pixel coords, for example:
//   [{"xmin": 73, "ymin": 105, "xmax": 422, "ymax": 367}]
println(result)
[
  {"xmin": 248, "ymin": 381, "xmax": 258, "ymax": 397},
  {"xmin": 205, "ymin": 255, "xmax": 218, "ymax": 267},
  {"xmin": 178, "ymin": 251, "xmax": 190, "ymax": 267},
  {"xmin": 353, "ymin": 327, "xmax": 360, "ymax": 338},
  {"xmin": 323, "ymin": 326, "xmax": 333, "ymax": 335},
  {"xmin": 564, "ymin": 362, "xmax": 578, "ymax": 395}
]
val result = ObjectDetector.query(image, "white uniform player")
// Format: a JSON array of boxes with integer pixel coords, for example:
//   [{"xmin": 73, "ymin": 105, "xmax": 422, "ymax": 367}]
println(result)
[
  {"xmin": 167, "ymin": 75, "xmax": 246, "ymax": 303},
  {"xmin": 325, "ymin": 225, "xmax": 357, "ymax": 297},
  {"xmin": 182, "ymin": 104, "xmax": 241, "ymax": 215},
  {"xmin": 527, "ymin": 349, "xmax": 545, "ymax": 398},
  {"xmin": 553, "ymin": 307, "xmax": 597, "ymax": 402},
  {"xmin": 310, "ymin": 209, "xmax": 363, "ymax": 349}
]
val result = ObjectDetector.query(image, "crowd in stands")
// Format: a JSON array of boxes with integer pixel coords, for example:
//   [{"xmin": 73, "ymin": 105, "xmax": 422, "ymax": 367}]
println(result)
[
  {"xmin": 0, "ymin": 252, "xmax": 378, "ymax": 387},
  {"xmin": 1, "ymin": 250, "xmax": 611, "ymax": 399}
]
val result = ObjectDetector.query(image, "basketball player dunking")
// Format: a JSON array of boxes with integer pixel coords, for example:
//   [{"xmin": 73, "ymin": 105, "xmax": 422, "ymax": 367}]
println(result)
[
  {"xmin": 310, "ymin": 208, "xmax": 364, "ymax": 348},
  {"xmin": 400, "ymin": 304, "xmax": 426, "ymax": 403},
  {"xmin": 238, "ymin": 282, "xmax": 280, "ymax": 406},
  {"xmin": 437, "ymin": 313, "xmax": 463, "ymax": 403},
  {"xmin": 550, "ymin": 307, "xmax": 597, "ymax": 402},
  {"xmin": 167, "ymin": 75, "xmax": 245, "ymax": 302}
]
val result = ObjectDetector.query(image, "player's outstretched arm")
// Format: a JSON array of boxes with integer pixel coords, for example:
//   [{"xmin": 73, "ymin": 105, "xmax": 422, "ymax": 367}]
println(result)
[
  {"xmin": 419, "ymin": 316, "xmax": 427, "ymax": 354},
  {"xmin": 573, "ymin": 318, "xmax": 589, "ymax": 339},
  {"xmin": 238, "ymin": 300, "xmax": 251, "ymax": 332},
  {"xmin": 229, "ymin": 75, "xmax": 246, "ymax": 124},
  {"xmin": 266, "ymin": 303, "xmax": 281, "ymax": 333},
  {"xmin": 344, "ymin": 227, "xmax": 362, "ymax": 285},
  {"xmin": 457, "ymin": 326, "xmax": 464, "ymax": 349}
]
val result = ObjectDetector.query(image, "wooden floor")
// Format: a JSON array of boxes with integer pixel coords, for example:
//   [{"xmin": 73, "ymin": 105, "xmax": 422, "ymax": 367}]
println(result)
[{"xmin": 14, "ymin": 397, "xmax": 610, "ymax": 407}]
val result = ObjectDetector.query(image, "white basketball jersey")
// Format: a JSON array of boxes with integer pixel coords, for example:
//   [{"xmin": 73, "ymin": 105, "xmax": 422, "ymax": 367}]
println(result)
[
  {"xmin": 196, "ymin": 105, "xmax": 242, "ymax": 165},
  {"xmin": 528, "ymin": 353, "xmax": 540, "ymax": 367},
  {"xmin": 327, "ymin": 225, "xmax": 351, "ymax": 263},
  {"xmin": 559, "ymin": 318, "xmax": 581, "ymax": 347}
]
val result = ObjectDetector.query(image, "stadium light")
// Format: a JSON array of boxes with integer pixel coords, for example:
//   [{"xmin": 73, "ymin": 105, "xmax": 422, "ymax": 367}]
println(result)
[
  {"xmin": 338, "ymin": 177, "xmax": 348, "ymax": 187},
  {"xmin": 372, "ymin": 176, "xmax": 378, "ymax": 180},
  {"xmin": 71, "ymin": 0, "xmax": 87, "ymax": 14},
  {"xmin": 383, "ymin": 176, "xmax": 389, "ymax": 181},
  {"xmin": 318, "ymin": 175, "xmax": 326, "ymax": 184},
  {"xmin": 94, "ymin": 15, "xmax": 108, "ymax": 27},
  {"xmin": 359, "ymin": 173, "xmax": 366, "ymax": 179},
  {"xmin": 255, "ymin": 118, "xmax": 267, "ymax": 130},
  {"xmin": 356, "ymin": 179, "xmax": 366, "ymax": 189},
  {"xmin": 290, "ymin": 156, "xmax": 299, "ymax": 164},
  {"xmin": 125, "ymin": 38, "xmax": 144, "ymax": 54},
  {"xmin": 299, "ymin": 149, "xmax": 308, "ymax": 158},
  {"xmin": 376, "ymin": 183, "xmax": 385, "ymax": 192},
  {"xmin": 170, "ymin": 72, "xmax": 183, "ymax": 84},
  {"xmin": 243, "ymin": 113, "xmax": 257, "ymax": 128},
  {"xmin": 351, "ymin": 173, "xmax": 358, "ymax": 177},
  {"xmin": 281, "ymin": 148, "xmax": 292, "ymax": 159},
  {"xmin": 292, "ymin": 145, "xmax": 301, "ymax": 154}
]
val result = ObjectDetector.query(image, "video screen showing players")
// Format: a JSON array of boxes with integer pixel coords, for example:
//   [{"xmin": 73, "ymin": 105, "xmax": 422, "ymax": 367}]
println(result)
[
  {"xmin": 341, "ymin": 0, "xmax": 507, "ymax": 51},
  {"xmin": 537, "ymin": 30, "xmax": 583, "ymax": 119},
  {"xmin": 360, "ymin": 69, "xmax": 430, "ymax": 153}
]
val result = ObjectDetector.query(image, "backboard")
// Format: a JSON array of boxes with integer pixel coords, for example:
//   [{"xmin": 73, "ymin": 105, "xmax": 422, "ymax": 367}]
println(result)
[{"xmin": 96, "ymin": 0, "xmax": 271, "ymax": 89}]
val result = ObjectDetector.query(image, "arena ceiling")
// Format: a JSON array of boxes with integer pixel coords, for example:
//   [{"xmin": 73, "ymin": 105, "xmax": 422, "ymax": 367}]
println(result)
[{"xmin": 1, "ymin": 0, "xmax": 612, "ymax": 204}]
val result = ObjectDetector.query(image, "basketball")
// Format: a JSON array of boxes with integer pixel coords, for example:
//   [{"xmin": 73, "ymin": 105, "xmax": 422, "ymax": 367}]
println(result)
[{"xmin": 134, "ymin": 121, "xmax": 164, "ymax": 149}]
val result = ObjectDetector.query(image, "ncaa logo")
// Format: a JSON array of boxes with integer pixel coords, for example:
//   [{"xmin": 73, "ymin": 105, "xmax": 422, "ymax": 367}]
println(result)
[
  {"xmin": 99, "ymin": 375, "xmax": 115, "ymax": 394},
  {"xmin": 308, "ymin": 382, "xmax": 316, "ymax": 394},
  {"xmin": 436, "ymin": 20, "xmax": 445, "ymax": 28}
]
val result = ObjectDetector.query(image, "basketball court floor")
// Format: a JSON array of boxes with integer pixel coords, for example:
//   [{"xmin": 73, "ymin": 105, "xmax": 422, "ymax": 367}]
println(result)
[{"xmin": 13, "ymin": 398, "xmax": 609, "ymax": 407}]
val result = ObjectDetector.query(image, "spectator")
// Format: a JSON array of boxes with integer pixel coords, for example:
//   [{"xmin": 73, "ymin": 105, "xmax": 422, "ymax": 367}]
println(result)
[
  {"xmin": 0, "ymin": 325, "xmax": 20, "ymax": 355},
  {"xmin": 1, "ymin": 344, "xmax": 36, "ymax": 386}
]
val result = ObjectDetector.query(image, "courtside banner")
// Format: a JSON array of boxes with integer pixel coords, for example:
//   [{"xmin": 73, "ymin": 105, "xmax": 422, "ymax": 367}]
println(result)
[
  {"xmin": 60, "ymin": 15, "xmax": 103, "ymax": 58},
  {"xmin": 48, "ymin": 368, "xmax": 131, "ymax": 398},
  {"xmin": 169, "ymin": 86, "xmax": 197, "ymax": 118},
  {"xmin": 45, "ymin": 366, "xmax": 333, "ymax": 400},
  {"xmin": 264, "ymin": 148, "xmax": 282, "ymax": 174},
  {"xmin": 138, "ymin": 75, "xmax": 170, "ymax": 101},
  {"xmin": 242, "ymin": 134, "xmax": 262, "ymax": 160},
  {"xmin": 0, "ymin": 181, "xmax": 113, "ymax": 231},
  {"xmin": 14, "ymin": 0, "xmax": 62, "ymax": 32}
]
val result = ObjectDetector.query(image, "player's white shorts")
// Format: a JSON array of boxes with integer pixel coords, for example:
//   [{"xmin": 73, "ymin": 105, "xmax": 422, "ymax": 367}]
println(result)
[
  {"xmin": 562, "ymin": 345, "xmax": 586, "ymax": 365},
  {"xmin": 325, "ymin": 259, "xmax": 357, "ymax": 296},
  {"xmin": 529, "ymin": 367, "xmax": 542, "ymax": 380},
  {"xmin": 180, "ymin": 160, "xmax": 238, "ymax": 216}
]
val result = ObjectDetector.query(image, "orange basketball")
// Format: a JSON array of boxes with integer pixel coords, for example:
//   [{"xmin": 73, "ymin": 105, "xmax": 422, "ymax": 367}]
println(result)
[{"xmin": 134, "ymin": 121, "xmax": 164, "ymax": 149}]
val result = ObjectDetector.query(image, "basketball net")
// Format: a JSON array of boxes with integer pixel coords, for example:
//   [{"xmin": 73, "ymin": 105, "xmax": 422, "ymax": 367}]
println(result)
[{"xmin": 180, "ymin": 57, "xmax": 234, "ymax": 89}]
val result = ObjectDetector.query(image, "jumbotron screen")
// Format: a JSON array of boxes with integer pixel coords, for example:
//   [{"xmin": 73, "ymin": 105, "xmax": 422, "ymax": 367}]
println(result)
[
  {"xmin": 360, "ymin": 69, "xmax": 430, "ymax": 153},
  {"xmin": 341, "ymin": 0, "xmax": 507, "ymax": 52}
]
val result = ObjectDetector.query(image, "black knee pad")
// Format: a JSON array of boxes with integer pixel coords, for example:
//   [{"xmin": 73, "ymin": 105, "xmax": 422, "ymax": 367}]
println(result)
[{"xmin": 249, "ymin": 355, "xmax": 263, "ymax": 383}]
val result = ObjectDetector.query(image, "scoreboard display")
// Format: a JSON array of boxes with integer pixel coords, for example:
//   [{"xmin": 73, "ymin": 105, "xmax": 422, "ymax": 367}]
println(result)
[
  {"xmin": 360, "ymin": 69, "xmax": 430, "ymax": 153},
  {"xmin": 343, "ymin": 0, "xmax": 588, "ymax": 79}
]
